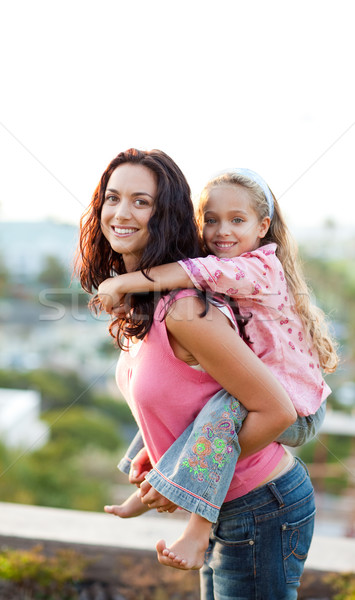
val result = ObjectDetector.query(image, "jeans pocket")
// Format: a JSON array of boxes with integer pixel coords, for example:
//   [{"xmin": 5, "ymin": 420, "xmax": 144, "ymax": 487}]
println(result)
[
  {"xmin": 213, "ymin": 514, "xmax": 255, "ymax": 547},
  {"xmin": 282, "ymin": 508, "xmax": 316, "ymax": 583}
]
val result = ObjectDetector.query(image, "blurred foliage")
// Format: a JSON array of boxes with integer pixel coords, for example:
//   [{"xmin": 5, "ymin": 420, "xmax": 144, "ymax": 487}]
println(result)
[
  {"xmin": 297, "ymin": 434, "xmax": 352, "ymax": 494},
  {"xmin": 89, "ymin": 393, "xmax": 137, "ymax": 424},
  {"xmin": 0, "ymin": 440, "xmax": 119, "ymax": 511},
  {"xmin": 0, "ymin": 368, "xmax": 93, "ymax": 411},
  {"xmin": 44, "ymin": 407, "xmax": 122, "ymax": 452},
  {"xmin": 327, "ymin": 572, "xmax": 355, "ymax": 600},
  {"xmin": 0, "ymin": 252, "xmax": 10, "ymax": 298},
  {"xmin": 37, "ymin": 255, "xmax": 70, "ymax": 288},
  {"xmin": 301, "ymin": 250, "xmax": 355, "ymax": 355},
  {"xmin": 97, "ymin": 338, "xmax": 120, "ymax": 357},
  {"xmin": 0, "ymin": 440, "xmax": 120, "ymax": 511},
  {"xmin": 0, "ymin": 368, "xmax": 135, "ymax": 511},
  {"xmin": 0, "ymin": 369, "xmax": 134, "ymax": 421},
  {"xmin": 298, "ymin": 435, "xmax": 352, "ymax": 464},
  {"xmin": 39, "ymin": 280, "xmax": 91, "ymax": 308},
  {"xmin": 0, "ymin": 544, "xmax": 87, "ymax": 599}
]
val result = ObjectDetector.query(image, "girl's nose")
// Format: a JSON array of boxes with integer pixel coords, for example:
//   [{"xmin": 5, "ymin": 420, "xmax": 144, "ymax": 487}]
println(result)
[{"xmin": 217, "ymin": 221, "xmax": 232, "ymax": 236}]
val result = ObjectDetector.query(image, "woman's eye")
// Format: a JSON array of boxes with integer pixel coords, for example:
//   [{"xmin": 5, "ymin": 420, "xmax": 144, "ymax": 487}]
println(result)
[
  {"xmin": 105, "ymin": 195, "xmax": 118, "ymax": 203},
  {"xmin": 134, "ymin": 198, "xmax": 149, "ymax": 207}
]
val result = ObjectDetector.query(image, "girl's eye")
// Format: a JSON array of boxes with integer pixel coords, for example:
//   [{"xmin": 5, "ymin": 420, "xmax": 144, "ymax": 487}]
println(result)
[
  {"xmin": 232, "ymin": 217, "xmax": 243, "ymax": 223},
  {"xmin": 204, "ymin": 218, "xmax": 217, "ymax": 224}
]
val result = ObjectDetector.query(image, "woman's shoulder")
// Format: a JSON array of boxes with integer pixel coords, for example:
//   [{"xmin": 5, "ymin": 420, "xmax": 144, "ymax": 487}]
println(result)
[
  {"xmin": 156, "ymin": 289, "xmax": 203, "ymax": 321},
  {"xmin": 162, "ymin": 291, "xmax": 236, "ymax": 344}
]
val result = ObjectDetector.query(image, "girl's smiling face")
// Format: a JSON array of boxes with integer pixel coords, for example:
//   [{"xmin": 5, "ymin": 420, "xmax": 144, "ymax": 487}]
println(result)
[
  {"xmin": 202, "ymin": 184, "xmax": 270, "ymax": 258},
  {"xmin": 101, "ymin": 163, "xmax": 157, "ymax": 272}
]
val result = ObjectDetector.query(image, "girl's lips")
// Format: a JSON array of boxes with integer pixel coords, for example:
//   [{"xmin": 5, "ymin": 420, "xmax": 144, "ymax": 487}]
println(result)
[{"xmin": 214, "ymin": 241, "xmax": 236, "ymax": 248}]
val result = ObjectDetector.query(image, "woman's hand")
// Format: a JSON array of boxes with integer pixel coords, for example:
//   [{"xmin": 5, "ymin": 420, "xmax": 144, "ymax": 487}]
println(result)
[
  {"xmin": 129, "ymin": 447, "xmax": 152, "ymax": 485},
  {"xmin": 139, "ymin": 480, "xmax": 178, "ymax": 513},
  {"xmin": 98, "ymin": 276, "xmax": 125, "ymax": 314}
]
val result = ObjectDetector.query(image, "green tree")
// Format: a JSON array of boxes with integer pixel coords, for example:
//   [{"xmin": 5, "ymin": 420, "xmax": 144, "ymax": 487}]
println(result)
[
  {"xmin": 0, "ymin": 252, "xmax": 10, "ymax": 297},
  {"xmin": 0, "ymin": 406, "xmax": 124, "ymax": 511},
  {"xmin": 43, "ymin": 407, "xmax": 123, "ymax": 453},
  {"xmin": 0, "ymin": 369, "xmax": 93, "ymax": 411},
  {"xmin": 38, "ymin": 255, "xmax": 69, "ymax": 288},
  {"xmin": 0, "ymin": 369, "xmax": 132, "ymax": 511}
]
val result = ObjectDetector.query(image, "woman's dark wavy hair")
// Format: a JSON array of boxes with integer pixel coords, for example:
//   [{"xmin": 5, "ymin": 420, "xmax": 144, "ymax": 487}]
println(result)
[{"xmin": 76, "ymin": 148, "xmax": 202, "ymax": 347}]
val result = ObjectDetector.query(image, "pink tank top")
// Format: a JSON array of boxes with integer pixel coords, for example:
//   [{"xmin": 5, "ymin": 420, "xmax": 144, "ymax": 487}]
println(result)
[{"xmin": 116, "ymin": 290, "xmax": 284, "ymax": 501}]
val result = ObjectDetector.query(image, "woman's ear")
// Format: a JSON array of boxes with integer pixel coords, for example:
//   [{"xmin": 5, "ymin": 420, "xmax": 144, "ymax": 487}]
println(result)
[{"xmin": 258, "ymin": 216, "xmax": 271, "ymax": 239}]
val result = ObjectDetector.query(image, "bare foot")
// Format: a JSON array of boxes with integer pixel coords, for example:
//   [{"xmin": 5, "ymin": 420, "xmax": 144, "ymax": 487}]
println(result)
[
  {"xmin": 156, "ymin": 513, "xmax": 212, "ymax": 570},
  {"xmin": 104, "ymin": 490, "xmax": 150, "ymax": 518}
]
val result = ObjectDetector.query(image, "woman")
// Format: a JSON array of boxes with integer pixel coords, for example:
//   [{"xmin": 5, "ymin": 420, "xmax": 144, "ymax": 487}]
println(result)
[{"xmin": 78, "ymin": 148, "xmax": 315, "ymax": 599}]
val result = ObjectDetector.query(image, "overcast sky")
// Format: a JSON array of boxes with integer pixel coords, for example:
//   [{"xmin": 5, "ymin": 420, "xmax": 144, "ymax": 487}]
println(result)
[{"xmin": 1, "ymin": 0, "xmax": 354, "ymax": 233}]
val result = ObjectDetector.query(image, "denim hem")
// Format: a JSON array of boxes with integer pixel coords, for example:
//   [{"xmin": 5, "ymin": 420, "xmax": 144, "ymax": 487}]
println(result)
[
  {"xmin": 277, "ymin": 401, "xmax": 327, "ymax": 448},
  {"xmin": 146, "ymin": 467, "xmax": 220, "ymax": 523},
  {"xmin": 117, "ymin": 456, "xmax": 131, "ymax": 475}
]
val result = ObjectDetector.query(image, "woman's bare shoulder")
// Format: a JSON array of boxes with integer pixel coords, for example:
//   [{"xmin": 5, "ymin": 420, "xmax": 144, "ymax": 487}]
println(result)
[{"xmin": 165, "ymin": 294, "xmax": 231, "ymax": 338}]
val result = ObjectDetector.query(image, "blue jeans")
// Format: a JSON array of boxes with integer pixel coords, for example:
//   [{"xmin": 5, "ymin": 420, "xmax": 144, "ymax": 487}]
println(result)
[
  {"xmin": 200, "ymin": 458, "xmax": 315, "ymax": 599},
  {"xmin": 118, "ymin": 391, "xmax": 325, "ymax": 523}
]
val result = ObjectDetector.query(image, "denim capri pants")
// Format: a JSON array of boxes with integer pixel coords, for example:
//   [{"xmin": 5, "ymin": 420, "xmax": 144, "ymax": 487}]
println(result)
[{"xmin": 200, "ymin": 457, "xmax": 315, "ymax": 600}]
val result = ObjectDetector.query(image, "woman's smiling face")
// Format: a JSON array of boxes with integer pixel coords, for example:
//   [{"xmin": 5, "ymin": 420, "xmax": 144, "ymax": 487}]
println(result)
[{"xmin": 101, "ymin": 163, "xmax": 157, "ymax": 272}]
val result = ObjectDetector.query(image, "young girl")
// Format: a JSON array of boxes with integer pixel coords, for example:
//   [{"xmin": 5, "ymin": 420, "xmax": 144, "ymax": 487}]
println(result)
[{"xmin": 99, "ymin": 167, "xmax": 338, "ymax": 569}]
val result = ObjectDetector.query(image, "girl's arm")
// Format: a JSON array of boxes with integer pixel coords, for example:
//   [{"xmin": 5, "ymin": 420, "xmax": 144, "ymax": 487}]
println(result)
[
  {"xmin": 97, "ymin": 263, "xmax": 192, "ymax": 313},
  {"xmin": 165, "ymin": 295, "xmax": 297, "ymax": 458},
  {"xmin": 98, "ymin": 248, "xmax": 273, "ymax": 314}
]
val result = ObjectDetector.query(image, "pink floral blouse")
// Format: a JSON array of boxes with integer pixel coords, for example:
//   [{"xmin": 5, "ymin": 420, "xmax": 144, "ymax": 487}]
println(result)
[{"xmin": 179, "ymin": 243, "xmax": 331, "ymax": 416}]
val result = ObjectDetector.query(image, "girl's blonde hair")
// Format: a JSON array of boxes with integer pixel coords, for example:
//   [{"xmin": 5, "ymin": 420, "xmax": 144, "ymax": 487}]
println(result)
[{"xmin": 197, "ymin": 172, "xmax": 338, "ymax": 374}]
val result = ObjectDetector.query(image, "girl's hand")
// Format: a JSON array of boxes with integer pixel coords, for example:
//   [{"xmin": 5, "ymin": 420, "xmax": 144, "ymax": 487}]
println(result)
[
  {"xmin": 129, "ymin": 447, "xmax": 152, "ymax": 485},
  {"xmin": 139, "ymin": 480, "xmax": 178, "ymax": 513},
  {"xmin": 98, "ymin": 277, "xmax": 125, "ymax": 314}
]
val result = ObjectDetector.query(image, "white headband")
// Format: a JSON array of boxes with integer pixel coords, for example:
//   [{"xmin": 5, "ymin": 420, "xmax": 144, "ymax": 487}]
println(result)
[{"xmin": 219, "ymin": 168, "xmax": 274, "ymax": 219}]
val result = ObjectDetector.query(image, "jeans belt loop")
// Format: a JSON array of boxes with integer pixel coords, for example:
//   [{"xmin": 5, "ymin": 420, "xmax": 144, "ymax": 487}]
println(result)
[{"xmin": 267, "ymin": 481, "xmax": 285, "ymax": 508}]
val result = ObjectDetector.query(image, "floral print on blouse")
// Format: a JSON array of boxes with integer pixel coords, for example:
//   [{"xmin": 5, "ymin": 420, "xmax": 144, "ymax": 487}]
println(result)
[{"xmin": 179, "ymin": 243, "xmax": 330, "ymax": 416}]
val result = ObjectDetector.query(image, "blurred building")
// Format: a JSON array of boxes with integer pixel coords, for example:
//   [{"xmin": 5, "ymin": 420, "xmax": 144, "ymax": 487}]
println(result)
[
  {"xmin": 0, "ymin": 388, "xmax": 49, "ymax": 450},
  {"xmin": 0, "ymin": 221, "xmax": 78, "ymax": 278}
]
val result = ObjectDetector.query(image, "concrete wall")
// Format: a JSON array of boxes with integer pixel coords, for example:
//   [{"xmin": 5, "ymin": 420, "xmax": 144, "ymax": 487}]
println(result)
[{"xmin": 0, "ymin": 502, "xmax": 354, "ymax": 598}]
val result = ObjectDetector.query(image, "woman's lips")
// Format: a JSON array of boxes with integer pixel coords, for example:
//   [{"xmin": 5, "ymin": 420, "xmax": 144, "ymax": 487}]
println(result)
[{"xmin": 112, "ymin": 226, "xmax": 138, "ymax": 236}]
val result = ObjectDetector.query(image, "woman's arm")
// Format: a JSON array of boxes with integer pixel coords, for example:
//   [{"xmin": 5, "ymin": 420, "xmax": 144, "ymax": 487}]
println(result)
[
  {"xmin": 165, "ymin": 295, "xmax": 297, "ymax": 458},
  {"xmin": 97, "ymin": 263, "xmax": 192, "ymax": 313}
]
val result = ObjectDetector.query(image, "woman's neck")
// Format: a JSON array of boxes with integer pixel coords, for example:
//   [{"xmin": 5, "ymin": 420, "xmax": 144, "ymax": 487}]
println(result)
[{"xmin": 123, "ymin": 255, "xmax": 140, "ymax": 273}]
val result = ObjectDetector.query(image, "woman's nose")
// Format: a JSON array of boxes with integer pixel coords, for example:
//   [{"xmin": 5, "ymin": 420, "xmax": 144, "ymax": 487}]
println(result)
[{"xmin": 114, "ymin": 199, "xmax": 131, "ymax": 221}]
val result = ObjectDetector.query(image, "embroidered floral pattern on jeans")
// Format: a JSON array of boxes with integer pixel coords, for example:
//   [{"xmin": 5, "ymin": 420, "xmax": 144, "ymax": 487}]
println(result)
[{"xmin": 181, "ymin": 399, "xmax": 244, "ymax": 493}]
